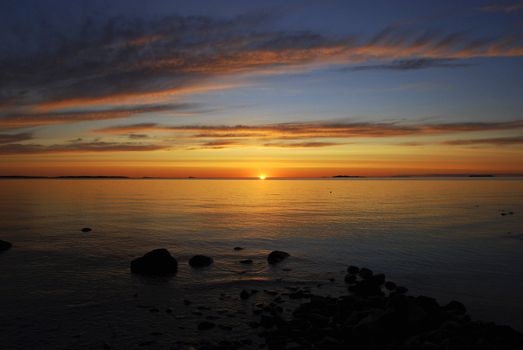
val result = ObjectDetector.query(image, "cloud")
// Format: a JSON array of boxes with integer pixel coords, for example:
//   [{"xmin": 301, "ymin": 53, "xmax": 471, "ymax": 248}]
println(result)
[
  {"xmin": 479, "ymin": 1, "xmax": 523, "ymax": 13},
  {"xmin": 0, "ymin": 104, "xmax": 192, "ymax": 130},
  {"xmin": 89, "ymin": 119, "xmax": 523, "ymax": 150},
  {"xmin": 0, "ymin": 141, "xmax": 168, "ymax": 155},
  {"xmin": 443, "ymin": 135, "xmax": 523, "ymax": 146},
  {"xmin": 96, "ymin": 120, "xmax": 523, "ymax": 140},
  {"xmin": 0, "ymin": 132, "xmax": 33, "ymax": 144},
  {"xmin": 198, "ymin": 140, "xmax": 239, "ymax": 149},
  {"xmin": 348, "ymin": 58, "xmax": 471, "ymax": 71},
  {"xmin": 263, "ymin": 141, "xmax": 342, "ymax": 148},
  {"xmin": 2, "ymin": 14, "xmax": 523, "ymax": 115},
  {"xmin": 128, "ymin": 134, "xmax": 149, "ymax": 139}
]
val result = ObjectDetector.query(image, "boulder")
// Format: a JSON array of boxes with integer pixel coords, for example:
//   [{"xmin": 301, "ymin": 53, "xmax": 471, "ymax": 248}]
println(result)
[
  {"xmin": 359, "ymin": 267, "xmax": 373, "ymax": 279},
  {"xmin": 267, "ymin": 251, "xmax": 290, "ymax": 264},
  {"xmin": 444, "ymin": 300, "xmax": 467, "ymax": 314},
  {"xmin": 233, "ymin": 247, "xmax": 244, "ymax": 251},
  {"xmin": 344, "ymin": 274, "xmax": 357, "ymax": 284},
  {"xmin": 385, "ymin": 281, "xmax": 397, "ymax": 291},
  {"xmin": 240, "ymin": 259, "xmax": 253, "ymax": 264},
  {"xmin": 0, "ymin": 239, "xmax": 12, "ymax": 252},
  {"xmin": 189, "ymin": 255, "xmax": 214, "ymax": 268},
  {"xmin": 347, "ymin": 265, "xmax": 360, "ymax": 274},
  {"xmin": 81, "ymin": 227, "xmax": 92, "ymax": 233},
  {"xmin": 130, "ymin": 249, "xmax": 178, "ymax": 275}
]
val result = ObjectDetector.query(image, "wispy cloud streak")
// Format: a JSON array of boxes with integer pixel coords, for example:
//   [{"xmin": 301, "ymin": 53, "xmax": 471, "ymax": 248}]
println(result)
[
  {"xmin": 479, "ymin": 1, "xmax": 523, "ymax": 13},
  {"xmin": 444, "ymin": 135, "xmax": 523, "ymax": 145},
  {"xmin": 0, "ymin": 104, "xmax": 192, "ymax": 130},
  {"xmin": 348, "ymin": 58, "xmax": 471, "ymax": 71},
  {"xmin": 0, "ymin": 141, "xmax": 168, "ymax": 155},
  {"xmin": 1, "ymin": 14, "xmax": 523, "ymax": 115},
  {"xmin": 96, "ymin": 120, "xmax": 523, "ymax": 139},
  {"xmin": 0, "ymin": 132, "xmax": 33, "ymax": 144}
]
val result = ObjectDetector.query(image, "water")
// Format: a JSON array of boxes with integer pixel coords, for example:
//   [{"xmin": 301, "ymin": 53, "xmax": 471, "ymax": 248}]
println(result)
[{"xmin": 0, "ymin": 178, "xmax": 522, "ymax": 348}]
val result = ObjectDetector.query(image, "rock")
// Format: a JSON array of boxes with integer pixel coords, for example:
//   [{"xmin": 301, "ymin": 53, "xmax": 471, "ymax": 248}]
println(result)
[
  {"xmin": 81, "ymin": 227, "xmax": 92, "ymax": 233},
  {"xmin": 189, "ymin": 255, "xmax": 214, "ymax": 268},
  {"xmin": 259, "ymin": 266, "xmax": 523, "ymax": 350},
  {"xmin": 347, "ymin": 265, "xmax": 360, "ymax": 274},
  {"xmin": 240, "ymin": 259, "xmax": 253, "ymax": 264},
  {"xmin": 444, "ymin": 300, "xmax": 467, "ymax": 314},
  {"xmin": 349, "ymin": 278, "xmax": 383, "ymax": 297},
  {"xmin": 0, "ymin": 239, "xmax": 12, "ymax": 252},
  {"xmin": 396, "ymin": 286, "xmax": 408, "ymax": 294},
  {"xmin": 130, "ymin": 249, "xmax": 178, "ymax": 275},
  {"xmin": 233, "ymin": 247, "xmax": 244, "ymax": 251},
  {"xmin": 240, "ymin": 289, "xmax": 251, "ymax": 300},
  {"xmin": 197, "ymin": 321, "xmax": 215, "ymax": 331},
  {"xmin": 385, "ymin": 281, "xmax": 397, "ymax": 291},
  {"xmin": 267, "ymin": 251, "xmax": 290, "ymax": 264},
  {"xmin": 371, "ymin": 273, "xmax": 386, "ymax": 285},
  {"xmin": 344, "ymin": 274, "xmax": 357, "ymax": 284},
  {"xmin": 359, "ymin": 267, "xmax": 373, "ymax": 279}
]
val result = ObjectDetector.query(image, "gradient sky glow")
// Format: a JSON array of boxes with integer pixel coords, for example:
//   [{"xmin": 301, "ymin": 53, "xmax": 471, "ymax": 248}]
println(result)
[{"xmin": 1, "ymin": 0, "xmax": 523, "ymax": 177}]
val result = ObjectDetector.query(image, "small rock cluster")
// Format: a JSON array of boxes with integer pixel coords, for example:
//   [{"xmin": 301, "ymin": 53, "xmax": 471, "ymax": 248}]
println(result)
[
  {"xmin": 257, "ymin": 266, "xmax": 523, "ymax": 350},
  {"xmin": 130, "ymin": 249, "xmax": 290, "ymax": 275}
]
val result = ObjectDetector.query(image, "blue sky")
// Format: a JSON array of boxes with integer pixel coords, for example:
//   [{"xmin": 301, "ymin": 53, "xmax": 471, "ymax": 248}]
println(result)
[{"xmin": 0, "ymin": 0, "xmax": 522, "ymax": 176}]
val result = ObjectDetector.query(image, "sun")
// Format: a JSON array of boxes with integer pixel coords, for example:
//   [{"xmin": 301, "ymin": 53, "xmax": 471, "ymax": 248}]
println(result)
[{"xmin": 258, "ymin": 174, "xmax": 267, "ymax": 180}]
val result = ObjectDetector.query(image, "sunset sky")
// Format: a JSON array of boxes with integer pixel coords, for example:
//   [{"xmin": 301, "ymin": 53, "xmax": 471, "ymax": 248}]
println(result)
[{"xmin": 1, "ymin": 0, "xmax": 523, "ymax": 177}]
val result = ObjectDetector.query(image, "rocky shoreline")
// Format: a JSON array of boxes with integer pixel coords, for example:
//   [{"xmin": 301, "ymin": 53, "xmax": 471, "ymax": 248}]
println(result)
[
  {"xmin": 125, "ymin": 249, "xmax": 523, "ymax": 350},
  {"xmin": 2, "ymin": 243, "xmax": 522, "ymax": 349}
]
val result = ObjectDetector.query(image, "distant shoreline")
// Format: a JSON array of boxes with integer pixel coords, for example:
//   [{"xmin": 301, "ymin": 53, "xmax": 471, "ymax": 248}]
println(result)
[{"xmin": 0, "ymin": 174, "xmax": 522, "ymax": 180}]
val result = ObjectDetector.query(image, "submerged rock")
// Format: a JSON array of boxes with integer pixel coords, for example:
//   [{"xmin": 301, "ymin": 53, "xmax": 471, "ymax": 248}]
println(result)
[
  {"xmin": 189, "ymin": 255, "xmax": 214, "ymax": 268},
  {"xmin": 240, "ymin": 289, "xmax": 251, "ymax": 300},
  {"xmin": 0, "ymin": 239, "xmax": 12, "ymax": 252},
  {"xmin": 130, "ymin": 249, "xmax": 178, "ymax": 275},
  {"xmin": 267, "ymin": 251, "xmax": 290, "ymax": 264}
]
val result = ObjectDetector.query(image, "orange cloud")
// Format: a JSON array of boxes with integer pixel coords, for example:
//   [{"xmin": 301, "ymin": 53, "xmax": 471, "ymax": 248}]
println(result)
[
  {"xmin": 0, "ymin": 141, "xmax": 168, "ymax": 155},
  {"xmin": 0, "ymin": 105, "xmax": 187, "ymax": 130},
  {"xmin": 95, "ymin": 120, "xmax": 523, "ymax": 140}
]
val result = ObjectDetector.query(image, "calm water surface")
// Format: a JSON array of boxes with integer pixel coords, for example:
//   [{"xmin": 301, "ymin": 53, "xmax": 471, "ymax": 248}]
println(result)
[{"xmin": 0, "ymin": 179, "xmax": 522, "ymax": 348}]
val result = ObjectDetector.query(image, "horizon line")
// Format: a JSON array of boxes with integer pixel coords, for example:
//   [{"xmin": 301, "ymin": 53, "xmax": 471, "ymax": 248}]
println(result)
[{"xmin": 1, "ymin": 174, "xmax": 523, "ymax": 180}]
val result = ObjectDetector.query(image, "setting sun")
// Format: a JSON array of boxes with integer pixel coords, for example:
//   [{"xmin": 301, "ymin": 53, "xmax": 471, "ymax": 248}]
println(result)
[{"xmin": 258, "ymin": 174, "xmax": 267, "ymax": 180}]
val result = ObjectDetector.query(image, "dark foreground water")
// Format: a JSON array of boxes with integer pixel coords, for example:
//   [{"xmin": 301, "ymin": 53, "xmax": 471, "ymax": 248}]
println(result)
[{"xmin": 0, "ymin": 178, "xmax": 522, "ymax": 349}]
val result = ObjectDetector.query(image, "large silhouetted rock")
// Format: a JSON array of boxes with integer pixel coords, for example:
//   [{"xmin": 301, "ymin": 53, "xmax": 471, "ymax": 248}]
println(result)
[
  {"xmin": 0, "ymin": 240, "xmax": 12, "ymax": 252},
  {"xmin": 130, "ymin": 249, "xmax": 178, "ymax": 275},
  {"xmin": 267, "ymin": 250, "xmax": 290, "ymax": 264},
  {"xmin": 189, "ymin": 255, "xmax": 214, "ymax": 268}
]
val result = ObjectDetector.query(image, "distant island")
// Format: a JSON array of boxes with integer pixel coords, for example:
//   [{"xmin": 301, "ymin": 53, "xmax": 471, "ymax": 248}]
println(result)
[
  {"xmin": 0, "ymin": 176, "xmax": 130, "ymax": 179},
  {"xmin": 332, "ymin": 175, "xmax": 364, "ymax": 178}
]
